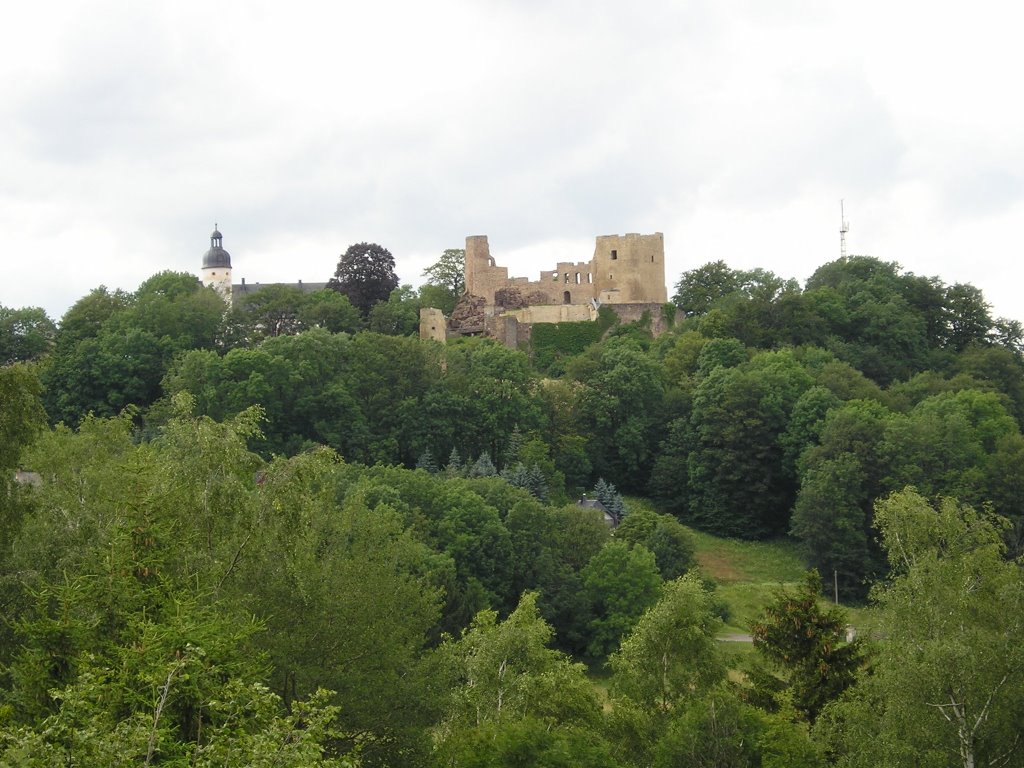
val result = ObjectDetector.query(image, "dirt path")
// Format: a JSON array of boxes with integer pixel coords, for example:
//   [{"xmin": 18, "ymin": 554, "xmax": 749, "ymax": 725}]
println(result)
[{"xmin": 719, "ymin": 633, "xmax": 753, "ymax": 642}]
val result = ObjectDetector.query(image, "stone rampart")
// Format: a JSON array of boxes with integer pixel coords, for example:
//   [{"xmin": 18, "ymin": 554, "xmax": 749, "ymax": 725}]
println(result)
[{"xmin": 463, "ymin": 233, "xmax": 665, "ymax": 307}]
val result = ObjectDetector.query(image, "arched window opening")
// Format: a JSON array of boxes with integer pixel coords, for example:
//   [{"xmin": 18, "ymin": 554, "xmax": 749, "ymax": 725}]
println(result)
[
  {"xmin": 575, "ymin": 272, "xmax": 581, "ymax": 284},
  {"xmin": 563, "ymin": 291, "xmax": 571, "ymax": 304}
]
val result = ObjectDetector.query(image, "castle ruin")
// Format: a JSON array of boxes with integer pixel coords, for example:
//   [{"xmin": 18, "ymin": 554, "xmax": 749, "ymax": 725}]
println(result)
[{"xmin": 421, "ymin": 232, "xmax": 670, "ymax": 345}]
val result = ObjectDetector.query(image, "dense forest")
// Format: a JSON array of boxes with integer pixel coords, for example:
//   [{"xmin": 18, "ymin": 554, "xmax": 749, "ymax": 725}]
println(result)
[{"xmin": 1, "ymin": 251, "xmax": 1023, "ymax": 766}]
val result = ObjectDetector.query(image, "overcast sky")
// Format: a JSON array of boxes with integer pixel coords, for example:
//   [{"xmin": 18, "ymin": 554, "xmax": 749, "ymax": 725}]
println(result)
[{"xmin": 3, "ymin": 0, "xmax": 1023, "ymax": 323}]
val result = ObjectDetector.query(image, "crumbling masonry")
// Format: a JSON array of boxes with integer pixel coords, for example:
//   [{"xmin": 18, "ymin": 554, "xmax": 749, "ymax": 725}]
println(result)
[{"xmin": 420, "ymin": 233, "xmax": 670, "ymax": 345}]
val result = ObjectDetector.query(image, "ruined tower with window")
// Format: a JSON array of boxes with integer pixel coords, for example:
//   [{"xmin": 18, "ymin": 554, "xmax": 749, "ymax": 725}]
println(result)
[{"xmin": 421, "ymin": 232, "xmax": 670, "ymax": 344}]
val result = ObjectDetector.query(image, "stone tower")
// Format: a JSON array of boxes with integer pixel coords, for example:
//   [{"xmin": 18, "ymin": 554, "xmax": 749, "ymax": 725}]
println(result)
[
  {"xmin": 591, "ymin": 233, "xmax": 666, "ymax": 304},
  {"xmin": 201, "ymin": 225, "xmax": 232, "ymax": 303}
]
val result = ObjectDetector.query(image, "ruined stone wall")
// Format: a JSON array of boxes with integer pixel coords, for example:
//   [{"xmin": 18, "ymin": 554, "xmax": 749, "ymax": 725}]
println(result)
[
  {"xmin": 432, "ymin": 232, "xmax": 670, "ymax": 348},
  {"xmin": 484, "ymin": 314, "xmax": 521, "ymax": 348},
  {"xmin": 606, "ymin": 302, "xmax": 678, "ymax": 336},
  {"xmin": 463, "ymin": 232, "xmax": 665, "ymax": 308},
  {"xmin": 464, "ymin": 235, "xmax": 511, "ymax": 305},
  {"xmin": 419, "ymin": 307, "xmax": 447, "ymax": 343},
  {"xmin": 591, "ymin": 233, "xmax": 667, "ymax": 304},
  {"xmin": 503, "ymin": 304, "xmax": 597, "ymax": 325},
  {"xmin": 536, "ymin": 260, "xmax": 599, "ymax": 306}
]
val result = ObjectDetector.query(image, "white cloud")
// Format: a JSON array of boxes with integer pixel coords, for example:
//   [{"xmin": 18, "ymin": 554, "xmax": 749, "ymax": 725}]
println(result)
[{"xmin": 2, "ymin": 0, "xmax": 1023, "ymax": 323}]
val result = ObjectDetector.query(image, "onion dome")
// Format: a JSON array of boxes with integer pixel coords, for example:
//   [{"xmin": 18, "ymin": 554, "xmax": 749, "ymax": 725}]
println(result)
[{"xmin": 203, "ymin": 224, "xmax": 231, "ymax": 269}]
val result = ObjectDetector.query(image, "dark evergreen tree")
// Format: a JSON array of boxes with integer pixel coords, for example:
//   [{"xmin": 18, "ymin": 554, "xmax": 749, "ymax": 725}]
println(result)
[
  {"xmin": 748, "ymin": 571, "xmax": 864, "ymax": 723},
  {"xmin": 502, "ymin": 463, "xmax": 549, "ymax": 502},
  {"xmin": 469, "ymin": 452, "xmax": 497, "ymax": 477},
  {"xmin": 502, "ymin": 426, "xmax": 526, "ymax": 470},
  {"xmin": 593, "ymin": 477, "xmax": 627, "ymax": 523},
  {"xmin": 524, "ymin": 463, "xmax": 550, "ymax": 503},
  {"xmin": 444, "ymin": 447, "xmax": 464, "ymax": 477},
  {"xmin": 416, "ymin": 448, "xmax": 438, "ymax": 473}
]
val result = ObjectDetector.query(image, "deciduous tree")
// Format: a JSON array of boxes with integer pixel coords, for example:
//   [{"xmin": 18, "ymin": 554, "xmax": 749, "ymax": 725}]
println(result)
[
  {"xmin": 816, "ymin": 489, "xmax": 1024, "ymax": 768},
  {"xmin": 0, "ymin": 307, "xmax": 55, "ymax": 365},
  {"xmin": 581, "ymin": 541, "xmax": 662, "ymax": 658},
  {"xmin": 328, "ymin": 242, "xmax": 399, "ymax": 315},
  {"xmin": 610, "ymin": 574, "xmax": 723, "ymax": 714},
  {"xmin": 420, "ymin": 248, "xmax": 465, "ymax": 315}
]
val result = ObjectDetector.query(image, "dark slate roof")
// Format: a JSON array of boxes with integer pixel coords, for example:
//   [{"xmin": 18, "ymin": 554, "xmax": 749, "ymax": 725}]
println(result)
[
  {"xmin": 231, "ymin": 280, "xmax": 329, "ymax": 302},
  {"xmin": 577, "ymin": 496, "xmax": 618, "ymax": 526},
  {"xmin": 203, "ymin": 227, "xmax": 231, "ymax": 269},
  {"xmin": 203, "ymin": 246, "xmax": 232, "ymax": 269}
]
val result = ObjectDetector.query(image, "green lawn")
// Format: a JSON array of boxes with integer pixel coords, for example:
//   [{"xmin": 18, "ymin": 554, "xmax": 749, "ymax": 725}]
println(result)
[
  {"xmin": 595, "ymin": 498, "xmax": 871, "ymax": 694},
  {"xmin": 625, "ymin": 497, "xmax": 869, "ymax": 635}
]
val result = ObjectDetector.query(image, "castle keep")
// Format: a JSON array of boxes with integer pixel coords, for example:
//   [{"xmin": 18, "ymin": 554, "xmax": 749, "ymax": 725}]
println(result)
[{"xmin": 421, "ymin": 232, "xmax": 670, "ymax": 345}]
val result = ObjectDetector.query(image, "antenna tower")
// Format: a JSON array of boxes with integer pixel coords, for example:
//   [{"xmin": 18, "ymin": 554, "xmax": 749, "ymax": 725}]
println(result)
[{"xmin": 839, "ymin": 200, "xmax": 850, "ymax": 259}]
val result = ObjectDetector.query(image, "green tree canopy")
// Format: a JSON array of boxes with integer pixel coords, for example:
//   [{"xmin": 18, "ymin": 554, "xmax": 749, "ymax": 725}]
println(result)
[
  {"xmin": 432, "ymin": 592, "xmax": 613, "ymax": 766},
  {"xmin": 610, "ymin": 574, "xmax": 724, "ymax": 714},
  {"xmin": 816, "ymin": 488, "xmax": 1024, "ymax": 768},
  {"xmin": 367, "ymin": 284, "xmax": 421, "ymax": 336},
  {"xmin": 0, "ymin": 307, "xmax": 56, "ymax": 365},
  {"xmin": 581, "ymin": 541, "xmax": 662, "ymax": 658},
  {"xmin": 328, "ymin": 242, "xmax": 399, "ymax": 315},
  {"xmin": 420, "ymin": 248, "xmax": 465, "ymax": 315}
]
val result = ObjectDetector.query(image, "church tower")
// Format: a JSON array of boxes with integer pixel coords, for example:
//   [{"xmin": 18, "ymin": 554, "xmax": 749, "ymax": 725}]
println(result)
[{"xmin": 201, "ymin": 225, "xmax": 232, "ymax": 303}]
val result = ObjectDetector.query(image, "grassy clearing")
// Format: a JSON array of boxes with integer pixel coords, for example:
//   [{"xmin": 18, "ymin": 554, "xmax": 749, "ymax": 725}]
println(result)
[
  {"xmin": 689, "ymin": 530, "xmax": 808, "ymax": 633},
  {"xmin": 687, "ymin": 530, "xmax": 806, "ymax": 585},
  {"xmin": 593, "ymin": 498, "xmax": 871, "ymax": 696},
  {"xmin": 625, "ymin": 497, "xmax": 870, "ymax": 635},
  {"xmin": 585, "ymin": 663, "xmax": 614, "ymax": 712}
]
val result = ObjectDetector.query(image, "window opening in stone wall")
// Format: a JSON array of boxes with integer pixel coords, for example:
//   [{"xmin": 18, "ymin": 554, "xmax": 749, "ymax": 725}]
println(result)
[
  {"xmin": 563, "ymin": 291, "xmax": 571, "ymax": 304},
  {"xmin": 575, "ymin": 272, "xmax": 581, "ymax": 284},
  {"xmin": 564, "ymin": 273, "xmax": 570, "ymax": 283},
  {"xmin": 609, "ymin": 273, "xmax": 614, "ymax": 280},
  {"xmin": 651, "ymin": 254, "xmax": 655, "ymax": 262},
  {"xmin": 588, "ymin": 273, "xmax": 593, "ymax": 283},
  {"xmin": 611, "ymin": 249, "xmax": 618, "ymax": 260}
]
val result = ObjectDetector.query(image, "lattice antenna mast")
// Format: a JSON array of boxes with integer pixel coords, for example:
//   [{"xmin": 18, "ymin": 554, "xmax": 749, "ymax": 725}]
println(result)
[{"xmin": 839, "ymin": 200, "xmax": 850, "ymax": 259}]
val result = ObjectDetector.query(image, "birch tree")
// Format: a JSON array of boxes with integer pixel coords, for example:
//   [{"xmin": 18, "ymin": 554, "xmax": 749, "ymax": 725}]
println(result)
[{"xmin": 817, "ymin": 488, "xmax": 1024, "ymax": 768}]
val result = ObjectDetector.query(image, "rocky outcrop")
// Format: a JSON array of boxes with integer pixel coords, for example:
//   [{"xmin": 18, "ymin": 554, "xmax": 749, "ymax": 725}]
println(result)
[{"xmin": 448, "ymin": 294, "xmax": 486, "ymax": 334}]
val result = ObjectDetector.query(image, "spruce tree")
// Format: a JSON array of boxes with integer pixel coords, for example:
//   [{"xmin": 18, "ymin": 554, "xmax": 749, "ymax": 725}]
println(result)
[
  {"xmin": 445, "ymin": 447, "xmax": 464, "ymax": 478},
  {"xmin": 594, "ymin": 477, "xmax": 627, "ymax": 523},
  {"xmin": 416, "ymin": 448, "xmax": 438, "ymax": 473},
  {"xmin": 469, "ymin": 452, "xmax": 497, "ymax": 477}
]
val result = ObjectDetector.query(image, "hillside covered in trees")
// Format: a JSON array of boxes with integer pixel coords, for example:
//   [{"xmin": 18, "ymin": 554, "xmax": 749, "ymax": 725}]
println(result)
[{"xmin": 2, "ymin": 252, "xmax": 1024, "ymax": 766}]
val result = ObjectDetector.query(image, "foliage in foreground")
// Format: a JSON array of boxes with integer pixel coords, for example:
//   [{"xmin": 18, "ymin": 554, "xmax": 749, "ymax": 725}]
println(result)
[{"xmin": 816, "ymin": 489, "xmax": 1024, "ymax": 768}]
